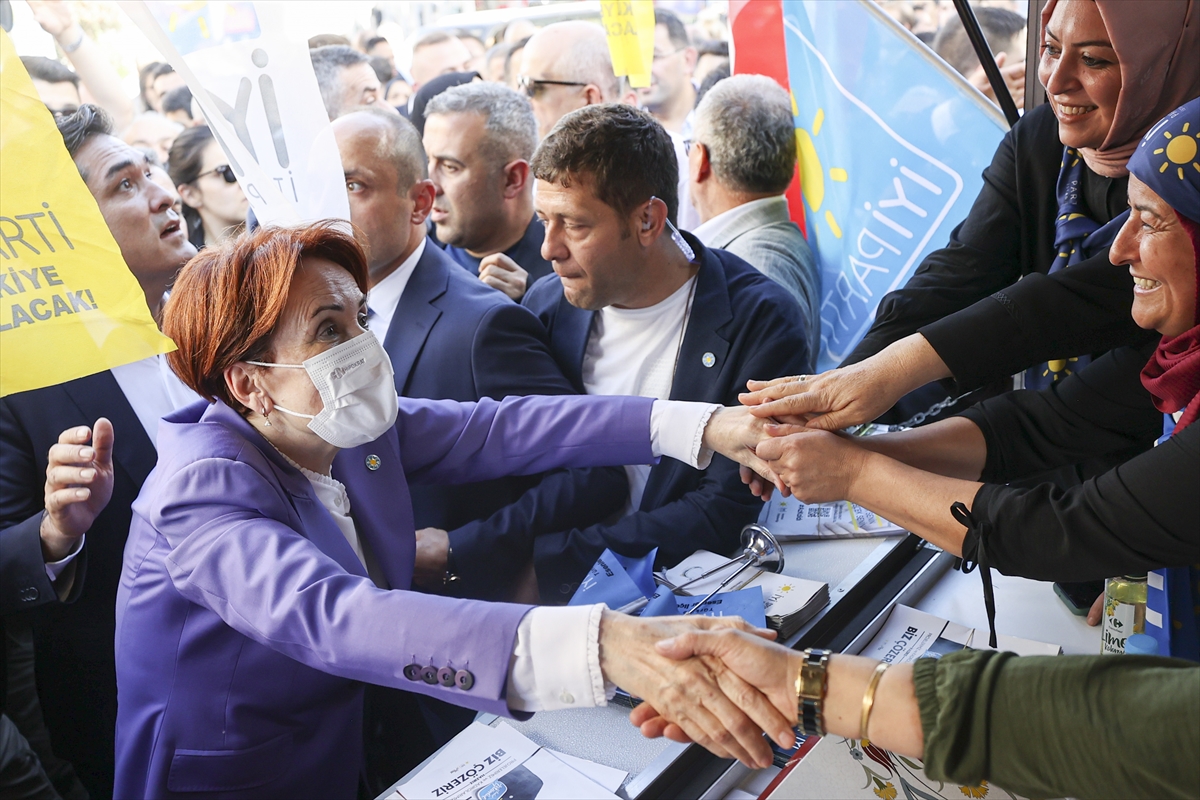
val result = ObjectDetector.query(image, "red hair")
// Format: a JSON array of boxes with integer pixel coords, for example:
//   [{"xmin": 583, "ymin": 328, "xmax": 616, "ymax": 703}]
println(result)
[{"xmin": 163, "ymin": 221, "xmax": 369, "ymax": 412}]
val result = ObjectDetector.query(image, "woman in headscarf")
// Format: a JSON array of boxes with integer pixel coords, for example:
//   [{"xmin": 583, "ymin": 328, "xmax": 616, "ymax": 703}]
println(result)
[
  {"xmin": 626, "ymin": 101, "xmax": 1200, "ymax": 800},
  {"xmin": 757, "ymin": 0, "xmax": 1200, "ymax": 440},
  {"xmin": 743, "ymin": 97, "xmax": 1200, "ymax": 657}
]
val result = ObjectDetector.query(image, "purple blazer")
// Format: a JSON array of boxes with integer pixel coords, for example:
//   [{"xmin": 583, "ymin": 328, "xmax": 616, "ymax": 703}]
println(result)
[{"xmin": 114, "ymin": 394, "xmax": 654, "ymax": 799}]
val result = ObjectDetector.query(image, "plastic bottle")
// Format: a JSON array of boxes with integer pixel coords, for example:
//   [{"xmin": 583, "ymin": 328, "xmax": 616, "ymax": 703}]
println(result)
[
  {"xmin": 1123, "ymin": 633, "xmax": 1159, "ymax": 655},
  {"xmin": 1101, "ymin": 574, "xmax": 1147, "ymax": 654}
]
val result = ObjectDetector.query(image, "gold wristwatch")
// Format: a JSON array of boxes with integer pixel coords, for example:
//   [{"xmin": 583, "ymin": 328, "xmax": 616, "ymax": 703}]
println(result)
[{"xmin": 796, "ymin": 648, "xmax": 832, "ymax": 737}]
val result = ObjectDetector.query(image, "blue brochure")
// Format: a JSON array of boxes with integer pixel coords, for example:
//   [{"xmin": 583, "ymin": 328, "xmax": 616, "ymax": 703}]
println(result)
[
  {"xmin": 641, "ymin": 586, "xmax": 767, "ymax": 629},
  {"xmin": 568, "ymin": 548, "xmax": 658, "ymax": 608}
]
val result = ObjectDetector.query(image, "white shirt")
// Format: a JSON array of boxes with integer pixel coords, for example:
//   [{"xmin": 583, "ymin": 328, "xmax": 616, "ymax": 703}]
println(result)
[
  {"xmin": 582, "ymin": 277, "xmax": 697, "ymax": 513},
  {"xmin": 366, "ymin": 238, "xmax": 426, "ymax": 347},
  {"xmin": 298, "ymin": 398, "xmax": 717, "ymax": 713},
  {"xmin": 110, "ymin": 354, "xmax": 203, "ymax": 446},
  {"xmin": 670, "ymin": 131, "xmax": 701, "ymax": 231}
]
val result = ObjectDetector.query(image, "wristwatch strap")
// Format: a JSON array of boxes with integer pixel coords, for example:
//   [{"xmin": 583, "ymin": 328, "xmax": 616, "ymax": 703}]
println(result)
[
  {"xmin": 796, "ymin": 648, "xmax": 831, "ymax": 737},
  {"xmin": 442, "ymin": 544, "xmax": 460, "ymax": 588}
]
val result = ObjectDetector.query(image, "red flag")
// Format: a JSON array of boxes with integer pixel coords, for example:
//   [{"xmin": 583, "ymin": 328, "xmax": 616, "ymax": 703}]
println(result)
[{"xmin": 729, "ymin": 0, "xmax": 806, "ymax": 236}]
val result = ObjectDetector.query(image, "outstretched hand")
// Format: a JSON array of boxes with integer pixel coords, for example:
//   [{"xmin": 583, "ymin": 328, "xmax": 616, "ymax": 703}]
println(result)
[
  {"xmin": 630, "ymin": 628, "xmax": 799, "ymax": 748},
  {"xmin": 739, "ymin": 335, "xmax": 949, "ymax": 432},
  {"xmin": 756, "ymin": 427, "xmax": 869, "ymax": 504},
  {"xmin": 739, "ymin": 364, "xmax": 895, "ymax": 432},
  {"xmin": 27, "ymin": 0, "xmax": 76, "ymax": 38},
  {"xmin": 599, "ymin": 611, "xmax": 791, "ymax": 768},
  {"xmin": 41, "ymin": 418, "xmax": 115, "ymax": 561}
]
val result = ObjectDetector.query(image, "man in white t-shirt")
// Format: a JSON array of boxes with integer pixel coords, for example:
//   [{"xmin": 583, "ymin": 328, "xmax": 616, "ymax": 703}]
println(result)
[{"xmin": 422, "ymin": 104, "xmax": 812, "ymax": 603}]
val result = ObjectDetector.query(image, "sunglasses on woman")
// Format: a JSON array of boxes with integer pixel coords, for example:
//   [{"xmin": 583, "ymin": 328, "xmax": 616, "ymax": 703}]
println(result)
[{"xmin": 197, "ymin": 164, "xmax": 237, "ymax": 184}]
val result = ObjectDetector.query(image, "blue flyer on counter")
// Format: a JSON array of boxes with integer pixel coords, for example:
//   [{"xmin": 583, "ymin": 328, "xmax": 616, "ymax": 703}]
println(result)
[
  {"xmin": 641, "ymin": 586, "xmax": 767, "ymax": 629},
  {"xmin": 567, "ymin": 548, "xmax": 658, "ymax": 608}
]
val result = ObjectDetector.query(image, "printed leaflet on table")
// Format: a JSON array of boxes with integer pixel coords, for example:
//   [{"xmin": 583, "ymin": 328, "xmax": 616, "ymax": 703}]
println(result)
[{"xmin": 389, "ymin": 721, "xmax": 621, "ymax": 800}]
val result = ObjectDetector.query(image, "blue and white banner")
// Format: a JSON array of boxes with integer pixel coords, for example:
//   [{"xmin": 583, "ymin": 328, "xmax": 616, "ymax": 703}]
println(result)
[
  {"xmin": 781, "ymin": 1, "xmax": 1007, "ymax": 370},
  {"xmin": 120, "ymin": 1, "xmax": 350, "ymax": 227}
]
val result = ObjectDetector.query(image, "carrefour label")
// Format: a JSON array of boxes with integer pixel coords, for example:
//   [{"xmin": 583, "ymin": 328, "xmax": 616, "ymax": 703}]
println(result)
[{"xmin": 1102, "ymin": 601, "xmax": 1137, "ymax": 654}]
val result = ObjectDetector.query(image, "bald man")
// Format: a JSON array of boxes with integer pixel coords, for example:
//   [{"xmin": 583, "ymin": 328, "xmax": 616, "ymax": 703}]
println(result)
[
  {"xmin": 517, "ymin": 22, "xmax": 620, "ymax": 139},
  {"xmin": 517, "ymin": 21, "xmax": 699, "ymax": 227}
]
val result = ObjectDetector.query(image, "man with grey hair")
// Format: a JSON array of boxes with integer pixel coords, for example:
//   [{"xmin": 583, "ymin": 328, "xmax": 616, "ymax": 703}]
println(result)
[
  {"xmin": 310, "ymin": 45, "xmax": 388, "ymax": 121},
  {"xmin": 690, "ymin": 74, "xmax": 819, "ymax": 367},
  {"xmin": 423, "ymin": 81, "xmax": 551, "ymax": 300}
]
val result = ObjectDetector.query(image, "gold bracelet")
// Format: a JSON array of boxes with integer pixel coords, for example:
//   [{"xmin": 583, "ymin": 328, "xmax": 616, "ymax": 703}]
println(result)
[{"xmin": 859, "ymin": 662, "xmax": 890, "ymax": 741}]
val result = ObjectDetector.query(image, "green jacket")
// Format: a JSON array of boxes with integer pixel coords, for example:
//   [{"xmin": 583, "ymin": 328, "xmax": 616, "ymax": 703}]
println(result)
[{"xmin": 914, "ymin": 650, "xmax": 1200, "ymax": 799}]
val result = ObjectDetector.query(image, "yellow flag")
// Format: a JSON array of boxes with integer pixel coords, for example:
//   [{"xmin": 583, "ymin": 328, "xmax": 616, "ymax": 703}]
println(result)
[
  {"xmin": 601, "ymin": 0, "xmax": 655, "ymax": 89},
  {"xmin": 0, "ymin": 29, "xmax": 174, "ymax": 397}
]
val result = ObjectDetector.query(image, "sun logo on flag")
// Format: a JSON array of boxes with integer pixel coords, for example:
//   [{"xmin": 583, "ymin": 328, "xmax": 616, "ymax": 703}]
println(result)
[
  {"xmin": 793, "ymin": 98, "xmax": 849, "ymax": 239},
  {"xmin": 1043, "ymin": 357, "xmax": 1078, "ymax": 380},
  {"xmin": 1151, "ymin": 120, "xmax": 1200, "ymax": 180}
]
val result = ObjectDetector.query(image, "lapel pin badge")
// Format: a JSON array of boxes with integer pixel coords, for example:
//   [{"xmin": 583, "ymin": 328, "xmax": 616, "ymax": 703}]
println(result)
[
  {"xmin": 702, "ymin": 352, "xmax": 716, "ymax": 368},
  {"xmin": 365, "ymin": 454, "xmax": 381, "ymax": 471}
]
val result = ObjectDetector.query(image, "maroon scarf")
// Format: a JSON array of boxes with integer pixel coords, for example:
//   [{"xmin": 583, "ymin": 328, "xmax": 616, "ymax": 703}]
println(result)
[{"xmin": 1141, "ymin": 213, "xmax": 1200, "ymax": 432}]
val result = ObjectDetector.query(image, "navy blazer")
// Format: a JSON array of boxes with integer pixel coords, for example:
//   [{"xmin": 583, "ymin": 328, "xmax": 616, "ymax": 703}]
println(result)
[
  {"xmin": 0, "ymin": 370, "xmax": 157, "ymax": 797},
  {"xmin": 381, "ymin": 241, "xmax": 625, "ymax": 534},
  {"xmin": 443, "ymin": 216, "xmax": 554, "ymax": 296},
  {"xmin": 449, "ymin": 233, "xmax": 813, "ymax": 602}
]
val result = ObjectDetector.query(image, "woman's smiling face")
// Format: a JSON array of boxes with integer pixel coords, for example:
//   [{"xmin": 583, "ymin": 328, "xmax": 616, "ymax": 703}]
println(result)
[
  {"xmin": 1038, "ymin": 0, "xmax": 1122, "ymax": 150},
  {"xmin": 1110, "ymin": 175, "xmax": 1197, "ymax": 338}
]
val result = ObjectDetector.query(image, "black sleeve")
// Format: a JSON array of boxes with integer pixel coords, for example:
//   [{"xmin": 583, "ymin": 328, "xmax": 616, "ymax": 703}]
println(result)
[
  {"xmin": 960, "ymin": 341, "xmax": 1161, "ymax": 481},
  {"xmin": 966, "ymin": 423, "xmax": 1199, "ymax": 582},
  {"xmin": 920, "ymin": 255, "xmax": 1156, "ymax": 392},
  {"xmin": 0, "ymin": 397, "xmax": 86, "ymax": 614},
  {"xmin": 843, "ymin": 118, "xmax": 1029, "ymax": 364}
]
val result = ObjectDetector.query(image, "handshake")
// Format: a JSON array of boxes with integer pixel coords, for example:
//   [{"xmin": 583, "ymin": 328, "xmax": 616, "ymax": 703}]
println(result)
[
  {"xmin": 597, "ymin": 609, "xmax": 801, "ymax": 769},
  {"xmin": 599, "ymin": 610, "xmax": 920, "ymax": 770}
]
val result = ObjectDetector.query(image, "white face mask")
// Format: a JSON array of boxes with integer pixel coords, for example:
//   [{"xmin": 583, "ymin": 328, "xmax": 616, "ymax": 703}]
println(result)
[{"xmin": 247, "ymin": 333, "xmax": 398, "ymax": 449}]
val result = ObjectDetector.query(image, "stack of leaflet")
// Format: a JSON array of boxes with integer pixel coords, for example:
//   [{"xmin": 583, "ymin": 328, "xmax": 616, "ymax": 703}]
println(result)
[
  {"xmin": 758, "ymin": 496, "xmax": 905, "ymax": 540},
  {"xmin": 389, "ymin": 720, "xmax": 627, "ymax": 800},
  {"xmin": 663, "ymin": 551, "xmax": 828, "ymax": 638}
]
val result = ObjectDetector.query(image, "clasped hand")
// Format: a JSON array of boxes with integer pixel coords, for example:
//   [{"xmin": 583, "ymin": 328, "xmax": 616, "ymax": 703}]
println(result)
[
  {"xmin": 601, "ymin": 610, "xmax": 797, "ymax": 768},
  {"xmin": 702, "ymin": 399, "xmax": 869, "ymax": 503}
]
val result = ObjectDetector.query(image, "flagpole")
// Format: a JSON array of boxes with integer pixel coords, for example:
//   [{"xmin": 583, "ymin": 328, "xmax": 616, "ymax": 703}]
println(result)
[{"xmin": 951, "ymin": 0, "xmax": 1020, "ymax": 127}]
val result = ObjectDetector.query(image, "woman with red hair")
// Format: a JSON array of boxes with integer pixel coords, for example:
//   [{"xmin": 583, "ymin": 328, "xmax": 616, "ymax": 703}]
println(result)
[{"xmin": 111, "ymin": 222, "xmax": 796, "ymax": 798}]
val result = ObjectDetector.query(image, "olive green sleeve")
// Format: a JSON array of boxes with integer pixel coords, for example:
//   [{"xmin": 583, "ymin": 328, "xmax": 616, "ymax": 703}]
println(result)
[{"xmin": 913, "ymin": 649, "xmax": 1200, "ymax": 800}]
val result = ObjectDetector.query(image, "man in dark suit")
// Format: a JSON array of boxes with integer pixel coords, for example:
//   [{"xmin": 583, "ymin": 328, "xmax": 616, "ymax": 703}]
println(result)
[
  {"xmin": 422, "ymin": 82, "xmax": 553, "ymax": 301},
  {"xmin": 417, "ymin": 104, "xmax": 812, "ymax": 602},
  {"xmin": 331, "ymin": 107, "xmax": 626, "ymax": 794},
  {"xmin": 332, "ymin": 106, "xmax": 624, "ymax": 552},
  {"xmin": 0, "ymin": 106, "xmax": 199, "ymax": 798},
  {"xmin": 1, "ymin": 419, "xmax": 111, "ymax": 799}
]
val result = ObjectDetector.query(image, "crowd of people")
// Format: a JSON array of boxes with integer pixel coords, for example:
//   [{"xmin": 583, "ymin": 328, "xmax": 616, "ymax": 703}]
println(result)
[{"xmin": 2, "ymin": 1, "xmax": 1198, "ymax": 799}]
